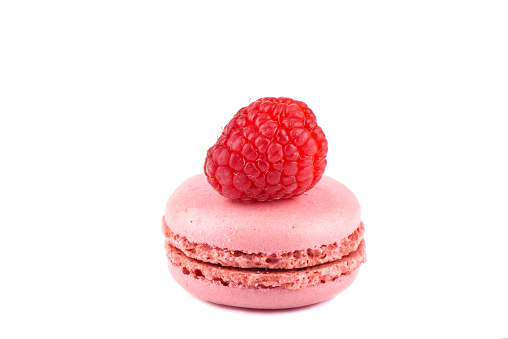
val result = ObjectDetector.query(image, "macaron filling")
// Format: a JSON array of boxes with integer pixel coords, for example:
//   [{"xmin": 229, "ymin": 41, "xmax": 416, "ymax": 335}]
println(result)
[
  {"xmin": 162, "ymin": 218, "xmax": 366, "ymax": 290},
  {"xmin": 163, "ymin": 218, "xmax": 365, "ymax": 270},
  {"xmin": 166, "ymin": 240, "xmax": 365, "ymax": 290}
]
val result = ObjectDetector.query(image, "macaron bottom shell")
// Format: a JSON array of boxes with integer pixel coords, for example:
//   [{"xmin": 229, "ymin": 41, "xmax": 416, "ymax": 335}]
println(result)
[
  {"xmin": 169, "ymin": 263, "xmax": 360, "ymax": 309},
  {"xmin": 166, "ymin": 239, "xmax": 365, "ymax": 309}
]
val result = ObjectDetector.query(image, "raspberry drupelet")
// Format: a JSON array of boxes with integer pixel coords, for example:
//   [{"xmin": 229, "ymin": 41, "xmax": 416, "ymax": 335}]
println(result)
[{"xmin": 204, "ymin": 97, "xmax": 328, "ymax": 201}]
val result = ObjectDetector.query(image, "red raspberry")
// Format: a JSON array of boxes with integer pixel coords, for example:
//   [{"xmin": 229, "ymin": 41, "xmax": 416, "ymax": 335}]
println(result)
[{"xmin": 204, "ymin": 97, "xmax": 328, "ymax": 202}]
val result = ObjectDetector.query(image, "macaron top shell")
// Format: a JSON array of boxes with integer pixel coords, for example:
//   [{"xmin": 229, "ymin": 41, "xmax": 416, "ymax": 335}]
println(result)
[{"xmin": 165, "ymin": 174, "xmax": 360, "ymax": 254}]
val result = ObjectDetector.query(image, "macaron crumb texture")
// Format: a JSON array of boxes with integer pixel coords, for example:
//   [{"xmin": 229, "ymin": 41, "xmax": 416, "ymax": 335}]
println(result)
[
  {"xmin": 167, "ymin": 238, "xmax": 365, "ymax": 290},
  {"xmin": 163, "ymin": 219, "xmax": 364, "ymax": 269}
]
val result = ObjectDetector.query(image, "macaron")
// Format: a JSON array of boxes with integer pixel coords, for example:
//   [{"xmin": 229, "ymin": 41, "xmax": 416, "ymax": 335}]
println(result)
[{"xmin": 162, "ymin": 174, "xmax": 365, "ymax": 309}]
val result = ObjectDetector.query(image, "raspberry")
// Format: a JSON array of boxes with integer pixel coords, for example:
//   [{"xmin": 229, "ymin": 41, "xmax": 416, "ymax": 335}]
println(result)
[{"xmin": 204, "ymin": 97, "xmax": 328, "ymax": 202}]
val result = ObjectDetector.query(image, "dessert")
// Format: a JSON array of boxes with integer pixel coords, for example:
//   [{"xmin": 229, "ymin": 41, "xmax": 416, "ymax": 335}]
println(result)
[{"xmin": 162, "ymin": 97, "xmax": 366, "ymax": 309}]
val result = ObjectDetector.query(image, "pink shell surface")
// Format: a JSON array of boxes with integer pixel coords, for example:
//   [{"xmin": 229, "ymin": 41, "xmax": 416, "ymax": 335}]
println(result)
[
  {"xmin": 169, "ymin": 263, "xmax": 361, "ymax": 309},
  {"xmin": 164, "ymin": 174, "xmax": 361, "ymax": 253}
]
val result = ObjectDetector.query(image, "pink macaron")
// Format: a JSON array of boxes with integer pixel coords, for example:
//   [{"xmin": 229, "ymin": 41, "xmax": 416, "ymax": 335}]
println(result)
[{"xmin": 162, "ymin": 174, "xmax": 365, "ymax": 309}]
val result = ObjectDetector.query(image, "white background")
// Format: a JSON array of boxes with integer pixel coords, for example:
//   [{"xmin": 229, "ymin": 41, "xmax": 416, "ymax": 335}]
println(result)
[{"xmin": 1, "ymin": 1, "xmax": 507, "ymax": 338}]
